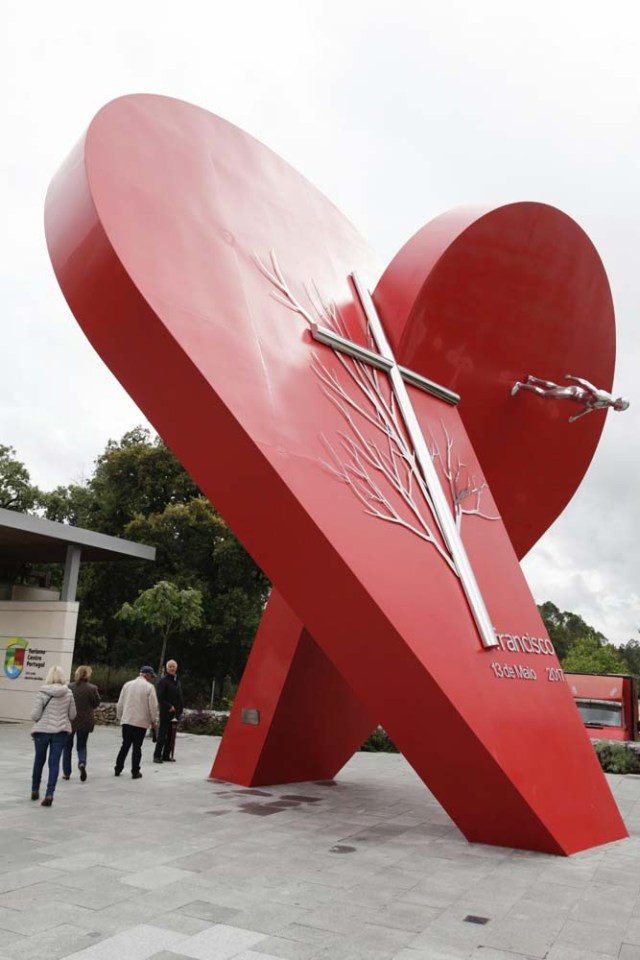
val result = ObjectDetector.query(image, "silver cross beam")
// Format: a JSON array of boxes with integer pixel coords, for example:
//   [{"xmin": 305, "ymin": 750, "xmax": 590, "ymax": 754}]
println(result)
[{"xmin": 311, "ymin": 273, "xmax": 498, "ymax": 650}]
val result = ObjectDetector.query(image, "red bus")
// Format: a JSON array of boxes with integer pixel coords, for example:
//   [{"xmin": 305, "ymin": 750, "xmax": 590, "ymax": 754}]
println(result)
[{"xmin": 566, "ymin": 673, "xmax": 639, "ymax": 741}]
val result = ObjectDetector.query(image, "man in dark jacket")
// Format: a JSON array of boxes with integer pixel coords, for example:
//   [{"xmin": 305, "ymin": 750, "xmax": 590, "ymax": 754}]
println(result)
[{"xmin": 153, "ymin": 660, "xmax": 183, "ymax": 763}]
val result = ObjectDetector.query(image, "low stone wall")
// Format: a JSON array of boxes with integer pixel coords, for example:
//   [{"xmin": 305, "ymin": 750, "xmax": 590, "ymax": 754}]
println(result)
[
  {"xmin": 94, "ymin": 703, "xmax": 228, "ymax": 727},
  {"xmin": 94, "ymin": 703, "xmax": 118, "ymax": 726}
]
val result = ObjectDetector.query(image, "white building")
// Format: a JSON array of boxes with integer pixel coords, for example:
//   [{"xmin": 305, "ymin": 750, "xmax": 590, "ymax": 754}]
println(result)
[{"xmin": 0, "ymin": 508, "xmax": 155, "ymax": 720}]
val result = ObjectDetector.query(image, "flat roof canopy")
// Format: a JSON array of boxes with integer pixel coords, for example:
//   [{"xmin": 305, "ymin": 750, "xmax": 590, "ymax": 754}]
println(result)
[{"xmin": 0, "ymin": 507, "xmax": 156, "ymax": 564}]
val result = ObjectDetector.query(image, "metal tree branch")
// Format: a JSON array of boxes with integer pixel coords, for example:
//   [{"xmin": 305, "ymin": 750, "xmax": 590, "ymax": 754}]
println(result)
[
  {"xmin": 429, "ymin": 422, "xmax": 499, "ymax": 531},
  {"xmin": 255, "ymin": 251, "xmax": 496, "ymax": 577}
]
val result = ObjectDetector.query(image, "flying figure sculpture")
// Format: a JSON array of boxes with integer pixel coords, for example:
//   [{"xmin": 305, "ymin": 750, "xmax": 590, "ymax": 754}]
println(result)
[{"xmin": 511, "ymin": 375, "xmax": 630, "ymax": 422}]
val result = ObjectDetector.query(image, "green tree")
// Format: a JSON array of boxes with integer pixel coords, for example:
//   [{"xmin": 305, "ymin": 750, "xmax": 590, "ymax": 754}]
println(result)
[
  {"xmin": 562, "ymin": 636, "xmax": 626, "ymax": 675},
  {"xmin": 123, "ymin": 498, "xmax": 269, "ymax": 695},
  {"xmin": 38, "ymin": 483, "xmax": 95, "ymax": 527},
  {"xmin": 42, "ymin": 428, "xmax": 270, "ymax": 700},
  {"xmin": 617, "ymin": 638, "xmax": 640, "ymax": 680},
  {"xmin": 538, "ymin": 601, "xmax": 607, "ymax": 661},
  {"xmin": 52, "ymin": 430, "xmax": 203, "ymax": 668},
  {"xmin": 117, "ymin": 580, "xmax": 205, "ymax": 676},
  {"xmin": 89, "ymin": 427, "xmax": 201, "ymax": 534},
  {"xmin": 0, "ymin": 444, "xmax": 38, "ymax": 512}
]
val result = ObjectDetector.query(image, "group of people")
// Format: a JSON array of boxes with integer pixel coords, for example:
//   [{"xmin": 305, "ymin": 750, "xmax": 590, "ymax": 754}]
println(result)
[
  {"xmin": 30, "ymin": 659, "xmax": 183, "ymax": 807},
  {"xmin": 114, "ymin": 660, "xmax": 183, "ymax": 777}
]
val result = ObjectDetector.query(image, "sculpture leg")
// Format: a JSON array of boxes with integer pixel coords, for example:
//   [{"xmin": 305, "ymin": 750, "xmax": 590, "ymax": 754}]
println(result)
[
  {"xmin": 526, "ymin": 375, "xmax": 557, "ymax": 389},
  {"xmin": 513, "ymin": 381, "xmax": 547, "ymax": 397},
  {"xmin": 210, "ymin": 589, "xmax": 377, "ymax": 786}
]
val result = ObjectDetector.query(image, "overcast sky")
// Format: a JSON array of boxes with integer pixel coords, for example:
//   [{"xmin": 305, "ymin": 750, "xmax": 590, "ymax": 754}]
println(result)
[{"xmin": 2, "ymin": 0, "xmax": 639, "ymax": 643}]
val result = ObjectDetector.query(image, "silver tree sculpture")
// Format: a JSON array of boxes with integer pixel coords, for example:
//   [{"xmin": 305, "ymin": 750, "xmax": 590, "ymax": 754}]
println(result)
[
  {"xmin": 428, "ymin": 424, "xmax": 498, "ymax": 532},
  {"xmin": 254, "ymin": 251, "xmax": 497, "ymax": 575}
]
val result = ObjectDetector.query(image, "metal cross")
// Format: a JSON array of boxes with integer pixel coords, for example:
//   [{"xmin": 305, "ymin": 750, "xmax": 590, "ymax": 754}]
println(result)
[{"xmin": 311, "ymin": 272, "xmax": 498, "ymax": 650}]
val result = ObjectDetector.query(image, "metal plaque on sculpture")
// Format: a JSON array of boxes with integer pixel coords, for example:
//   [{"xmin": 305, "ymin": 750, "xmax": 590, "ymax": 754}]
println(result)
[{"xmin": 241, "ymin": 708, "xmax": 260, "ymax": 726}]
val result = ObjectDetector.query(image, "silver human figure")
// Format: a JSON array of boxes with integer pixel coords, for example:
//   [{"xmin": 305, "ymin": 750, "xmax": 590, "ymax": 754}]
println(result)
[{"xmin": 511, "ymin": 375, "xmax": 630, "ymax": 422}]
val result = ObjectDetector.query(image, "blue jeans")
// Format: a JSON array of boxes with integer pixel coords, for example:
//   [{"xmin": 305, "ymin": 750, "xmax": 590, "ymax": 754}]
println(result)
[
  {"xmin": 62, "ymin": 730, "xmax": 89, "ymax": 777},
  {"xmin": 32, "ymin": 732, "xmax": 68, "ymax": 797}
]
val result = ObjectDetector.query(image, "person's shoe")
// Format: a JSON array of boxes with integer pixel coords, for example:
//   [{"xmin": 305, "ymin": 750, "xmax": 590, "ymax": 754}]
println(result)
[
  {"xmin": 511, "ymin": 382, "xmax": 521, "ymax": 396},
  {"xmin": 41, "ymin": 796, "xmax": 53, "ymax": 807},
  {"xmin": 153, "ymin": 757, "xmax": 163, "ymax": 763},
  {"xmin": 114, "ymin": 767, "xmax": 122, "ymax": 777},
  {"xmin": 163, "ymin": 757, "xmax": 176, "ymax": 762},
  {"xmin": 79, "ymin": 763, "xmax": 87, "ymax": 782},
  {"xmin": 131, "ymin": 771, "xmax": 143, "ymax": 779},
  {"xmin": 62, "ymin": 774, "xmax": 70, "ymax": 780},
  {"xmin": 31, "ymin": 791, "xmax": 39, "ymax": 801}
]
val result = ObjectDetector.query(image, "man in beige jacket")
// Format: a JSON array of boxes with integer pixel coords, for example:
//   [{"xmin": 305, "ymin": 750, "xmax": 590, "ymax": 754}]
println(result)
[{"xmin": 114, "ymin": 666, "xmax": 158, "ymax": 779}]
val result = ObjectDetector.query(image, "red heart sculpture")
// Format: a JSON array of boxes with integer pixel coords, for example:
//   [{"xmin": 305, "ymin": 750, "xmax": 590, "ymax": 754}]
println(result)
[
  {"xmin": 375, "ymin": 203, "xmax": 615, "ymax": 557},
  {"xmin": 45, "ymin": 94, "xmax": 624, "ymax": 854}
]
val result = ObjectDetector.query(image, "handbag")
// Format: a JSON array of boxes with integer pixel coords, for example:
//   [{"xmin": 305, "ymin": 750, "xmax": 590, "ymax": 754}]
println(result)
[{"xmin": 31, "ymin": 695, "xmax": 54, "ymax": 737}]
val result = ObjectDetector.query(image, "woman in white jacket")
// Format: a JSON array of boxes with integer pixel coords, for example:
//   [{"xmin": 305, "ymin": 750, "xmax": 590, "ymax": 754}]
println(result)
[{"xmin": 31, "ymin": 666, "xmax": 77, "ymax": 806}]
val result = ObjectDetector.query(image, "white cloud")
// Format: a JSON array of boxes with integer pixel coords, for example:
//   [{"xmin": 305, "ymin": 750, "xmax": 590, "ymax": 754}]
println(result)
[{"xmin": 2, "ymin": 0, "xmax": 640, "ymax": 639}]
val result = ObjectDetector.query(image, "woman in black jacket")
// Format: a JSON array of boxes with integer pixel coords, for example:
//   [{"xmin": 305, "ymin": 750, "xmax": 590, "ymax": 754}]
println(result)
[{"xmin": 62, "ymin": 665, "xmax": 100, "ymax": 782}]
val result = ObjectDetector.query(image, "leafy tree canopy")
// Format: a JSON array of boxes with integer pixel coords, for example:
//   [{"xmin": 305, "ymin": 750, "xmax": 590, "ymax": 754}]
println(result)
[
  {"xmin": 38, "ymin": 483, "xmax": 96, "ymax": 527},
  {"xmin": 538, "ymin": 601, "xmax": 635, "ymax": 676},
  {"xmin": 117, "ymin": 580, "xmax": 204, "ymax": 676},
  {"xmin": 122, "ymin": 497, "xmax": 269, "ymax": 695},
  {"xmin": 616, "ymin": 638, "xmax": 640, "ymax": 680},
  {"xmin": 538, "ymin": 601, "xmax": 607, "ymax": 662},
  {"xmin": 561, "ymin": 636, "xmax": 626, "ymax": 675},
  {"xmin": 0, "ymin": 444, "xmax": 38, "ymax": 513},
  {"xmin": 34, "ymin": 427, "xmax": 270, "ymax": 703},
  {"xmin": 89, "ymin": 427, "xmax": 202, "ymax": 534}
]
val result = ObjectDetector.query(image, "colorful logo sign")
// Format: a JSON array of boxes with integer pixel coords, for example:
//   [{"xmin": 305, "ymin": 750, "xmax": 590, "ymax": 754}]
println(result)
[{"xmin": 4, "ymin": 638, "xmax": 28, "ymax": 679}]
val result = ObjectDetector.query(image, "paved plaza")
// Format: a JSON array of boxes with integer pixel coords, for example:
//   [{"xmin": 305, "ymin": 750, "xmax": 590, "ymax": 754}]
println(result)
[{"xmin": 2, "ymin": 723, "xmax": 640, "ymax": 960}]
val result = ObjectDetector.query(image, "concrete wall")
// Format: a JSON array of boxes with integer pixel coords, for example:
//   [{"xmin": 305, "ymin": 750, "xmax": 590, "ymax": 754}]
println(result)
[{"xmin": 0, "ymin": 600, "xmax": 78, "ymax": 721}]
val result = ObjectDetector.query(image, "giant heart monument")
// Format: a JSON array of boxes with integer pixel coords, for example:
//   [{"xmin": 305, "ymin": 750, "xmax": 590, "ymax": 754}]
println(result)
[{"xmin": 45, "ymin": 94, "xmax": 628, "ymax": 855}]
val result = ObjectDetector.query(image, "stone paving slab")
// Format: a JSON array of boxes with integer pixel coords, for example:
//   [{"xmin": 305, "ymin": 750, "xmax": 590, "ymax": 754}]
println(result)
[{"xmin": 2, "ymin": 722, "xmax": 640, "ymax": 958}]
